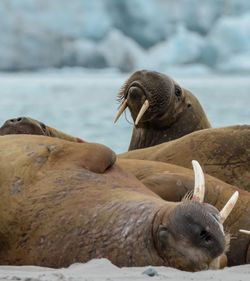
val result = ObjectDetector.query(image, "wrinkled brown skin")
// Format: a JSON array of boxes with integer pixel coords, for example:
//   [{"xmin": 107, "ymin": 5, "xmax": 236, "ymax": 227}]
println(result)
[
  {"xmin": 117, "ymin": 70, "xmax": 211, "ymax": 150},
  {"xmin": 118, "ymin": 158, "xmax": 250, "ymax": 266},
  {"xmin": 0, "ymin": 135, "xmax": 227, "ymax": 271},
  {"xmin": 120, "ymin": 125, "xmax": 250, "ymax": 191},
  {"xmin": 0, "ymin": 117, "xmax": 85, "ymax": 143}
]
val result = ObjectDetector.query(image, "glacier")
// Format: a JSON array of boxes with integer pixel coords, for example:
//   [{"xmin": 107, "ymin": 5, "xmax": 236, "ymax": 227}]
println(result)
[{"xmin": 0, "ymin": 0, "xmax": 250, "ymax": 73}]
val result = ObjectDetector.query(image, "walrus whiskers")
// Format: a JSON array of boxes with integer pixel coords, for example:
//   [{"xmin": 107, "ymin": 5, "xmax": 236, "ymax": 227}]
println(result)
[
  {"xmin": 191, "ymin": 160, "xmax": 205, "ymax": 203},
  {"xmin": 219, "ymin": 191, "xmax": 239, "ymax": 223},
  {"xmin": 135, "ymin": 99, "xmax": 149, "ymax": 125},
  {"xmin": 239, "ymin": 229, "xmax": 250, "ymax": 235},
  {"xmin": 114, "ymin": 99, "xmax": 128, "ymax": 123}
]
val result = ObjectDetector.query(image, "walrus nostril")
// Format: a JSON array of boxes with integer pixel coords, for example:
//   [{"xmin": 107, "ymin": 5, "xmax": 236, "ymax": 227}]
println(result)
[
  {"xmin": 200, "ymin": 230, "xmax": 212, "ymax": 243},
  {"xmin": 8, "ymin": 117, "xmax": 24, "ymax": 124}
]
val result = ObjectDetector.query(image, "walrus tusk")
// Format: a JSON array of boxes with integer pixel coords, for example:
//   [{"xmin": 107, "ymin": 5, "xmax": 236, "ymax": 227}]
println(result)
[
  {"xmin": 135, "ymin": 100, "xmax": 149, "ymax": 126},
  {"xmin": 219, "ymin": 191, "xmax": 239, "ymax": 224},
  {"xmin": 239, "ymin": 229, "xmax": 250, "ymax": 235},
  {"xmin": 191, "ymin": 160, "xmax": 205, "ymax": 203},
  {"xmin": 114, "ymin": 99, "xmax": 127, "ymax": 123}
]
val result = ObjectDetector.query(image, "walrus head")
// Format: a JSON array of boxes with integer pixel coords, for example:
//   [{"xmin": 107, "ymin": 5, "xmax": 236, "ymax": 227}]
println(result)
[
  {"xmin": 0, "ymin": 117, "xmax": 85, "ymax": 143},
  {"xmin": 115, "ymin": 70, "xmax": 185, "ymax": 127},
  {"xmin": 114, "ymin": 70, "xmax": 211, "ymax": 150},
  {"xmin": 153, "ymin": 161, "xmax": 238, "ymax": 271}
]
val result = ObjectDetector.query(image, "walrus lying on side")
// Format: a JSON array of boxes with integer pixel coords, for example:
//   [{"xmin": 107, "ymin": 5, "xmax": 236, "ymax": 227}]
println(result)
[
  {"xmin": 120, "ymin": 125, "xmax": 250, "ymax": 192},
  {"xmin": 0, "ymin": 135, "xmax": 236, "ymax": 271},
  {"xmin": 114, "ymin": 70, "xmax": 211, "ymax": 150},
  {"xmin": 0, "ymin": 116, "xmax": 85, "ymax": 143},
  {"xmin": 118, "ymin": 158, "xmax": 250, "ymax": 266}
]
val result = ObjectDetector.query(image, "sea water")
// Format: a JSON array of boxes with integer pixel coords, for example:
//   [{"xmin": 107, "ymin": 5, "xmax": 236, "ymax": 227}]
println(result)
[{"xmin": 0, "ymin": 70, "xmax": 249, "ymax": 153}]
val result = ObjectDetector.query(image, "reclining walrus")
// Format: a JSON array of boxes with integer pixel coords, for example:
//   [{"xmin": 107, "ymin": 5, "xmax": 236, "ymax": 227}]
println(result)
[
  {"xmin": 0, "ymin": 135, "xmax": 236, "ymax": 271},
  {"xmin": 117, "ymin": 158, "xmax": 250, "ymax": 266},
  {"xmin": 114, "ymin": 70, "xmax": 211, "ymax": 150}
]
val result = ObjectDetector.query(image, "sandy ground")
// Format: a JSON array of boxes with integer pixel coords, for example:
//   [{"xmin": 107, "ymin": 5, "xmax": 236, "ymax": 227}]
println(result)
[{"xmin": 0, "ymin": 259, "xmax": 249, "ymax": 281}]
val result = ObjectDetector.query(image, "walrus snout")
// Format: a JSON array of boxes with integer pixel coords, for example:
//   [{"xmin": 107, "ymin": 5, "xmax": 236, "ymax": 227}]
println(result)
[
  {"xmin": 127, "ymin": 86, "xmax": 145, "ymax": 101},
  {"xmin": 126, "ymin": 85, "xmax": 149, "ymax": 123},
  {"xmin": 0, "ymin": 116, "xmax": 46, "ymax": 135}
]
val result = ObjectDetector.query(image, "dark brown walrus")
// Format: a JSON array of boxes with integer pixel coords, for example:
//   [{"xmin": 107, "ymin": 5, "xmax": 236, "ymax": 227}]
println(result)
[
  {"xmin": 0, "ymin": 135, "xmax": 234, "ymax": 271},
  {"xmin": 117, "ymin": 158, "xmax": 250, "ymax": 266},
  {"xmin": 114, "ymin": 70, "xmax": 211, "ymax": 150},
  {"xmin": 120, "ymin": 125, "xmax": 250, "ymax": 192}
]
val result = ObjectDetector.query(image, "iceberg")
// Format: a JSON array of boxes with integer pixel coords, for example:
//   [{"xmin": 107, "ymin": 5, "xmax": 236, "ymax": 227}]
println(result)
[
  {"xmin": 98, "ymin": 29, "xmax": 147, "ymax": 72},
  {"xmin": 207, "ymin": 13, "xmax": 250, "ymax": 63},
  {"xmin": 148, "ymin": 25, "xmax": 205, "ymax": 70},
  {"xmin": 108, "ymin": 0, "xmax": 168, "ymax": 48},
  {"xmin": 217, "ymin": 51, "xmax": 250, "ymax": 73},
  {"xmin": 0, "ymin": 0, "xmax": 250, "ymax": 73},
  {"xmin": 63, "ymin": 40, "xmax": 107, "ymax": 69}
]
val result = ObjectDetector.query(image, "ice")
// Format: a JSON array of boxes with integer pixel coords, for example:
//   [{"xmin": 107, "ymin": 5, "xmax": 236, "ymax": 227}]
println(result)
[
  {"xmin": 208, "ymin": 13, "xmax": 250, "ymax": 61},
  {"xmin": 108, "ymin": 0, "xmax": 168, "ymax": 48},
  {"xmin": 0, "ymin": 0, "xmax": 111, "ymax": 70},
  {"xmin": 98, "ymin": 29, "xmax": 147, "ymax": 72},
  {"xmin": 1, "ymin": 0, "xmax": 250, "ymax": 73},
  {"xmin": 63, "ymin": 39, "xmax": 107, "ymax": 69},
  {"xmin": 217, "ymin": 51, "xmax": 250, "ymax": 73},
  {"xmin": 148, "ymin": 25, "xmax": 205, "ymax": 70}
]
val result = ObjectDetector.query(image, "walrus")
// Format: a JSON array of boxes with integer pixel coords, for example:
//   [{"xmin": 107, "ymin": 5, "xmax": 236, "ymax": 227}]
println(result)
[
  {"xmin": 119, "ymin": 125, "xmax": 250, "ymax": 191},
  {"xmin": 117, "ymin": 158, "xmax": 250, "ymax": 266},
  {"xmin": 0, "ymin": 135, "xmax": 236, "ymax": 271},
  {"xmin": 114, "ymin": 70, "xmax": 211, "ymax": 150},
  {"xmin": 0, "ymin": 116, "xmax": 85, "ymax": 143}
]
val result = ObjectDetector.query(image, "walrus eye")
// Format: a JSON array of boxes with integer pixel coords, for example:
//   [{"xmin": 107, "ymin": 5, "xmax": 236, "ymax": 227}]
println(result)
[{"xmin": 175, "ymin": 85, "xmax": 182, "ymax": 100}]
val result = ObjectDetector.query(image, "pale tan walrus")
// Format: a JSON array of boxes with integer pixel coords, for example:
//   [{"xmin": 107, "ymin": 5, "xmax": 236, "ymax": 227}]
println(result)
[{"xmin": 0, "ymin": 135, "xmax": 237, "ymax": 271}]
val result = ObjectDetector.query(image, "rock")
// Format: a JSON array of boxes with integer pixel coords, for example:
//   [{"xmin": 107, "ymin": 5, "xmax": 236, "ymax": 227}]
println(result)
[{"xmin": 142, "ymin": 267, "xmax": 158, "ymax": 277}]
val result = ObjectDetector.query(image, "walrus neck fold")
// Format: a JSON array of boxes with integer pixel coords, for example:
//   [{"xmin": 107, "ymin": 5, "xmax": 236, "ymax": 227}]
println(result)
[{"xmin": 128, "ymin": 126, "xmax": 172, "ymax": 150}]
